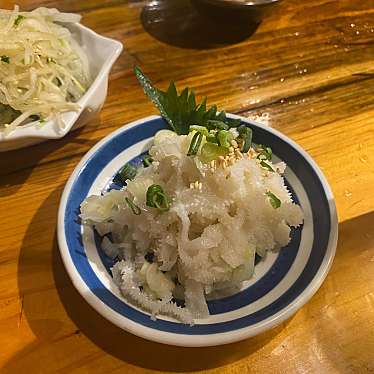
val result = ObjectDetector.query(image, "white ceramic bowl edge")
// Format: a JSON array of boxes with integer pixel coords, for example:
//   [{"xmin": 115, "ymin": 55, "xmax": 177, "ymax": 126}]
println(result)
[{"xmin": 0, "ymin": 23, "xmax": 123, "ymax": 152}]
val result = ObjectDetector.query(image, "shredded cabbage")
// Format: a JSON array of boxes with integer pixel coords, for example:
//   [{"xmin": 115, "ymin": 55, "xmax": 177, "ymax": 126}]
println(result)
[{"xmin": 0, "ymin": 6, "xmax": 91, "ymax": 133}]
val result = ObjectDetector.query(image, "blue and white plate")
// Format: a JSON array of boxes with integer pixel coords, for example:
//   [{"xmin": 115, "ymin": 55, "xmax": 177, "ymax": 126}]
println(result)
[{"xmin": 57, "ymin": 114, "xmax": 338, "ymax": 347}]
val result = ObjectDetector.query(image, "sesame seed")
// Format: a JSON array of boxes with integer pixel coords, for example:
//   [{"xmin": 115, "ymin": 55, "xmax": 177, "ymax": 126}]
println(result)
[
  {"xmin": 194, "ymin": 181, "xmax": 199, "ymax": 188},
  {"xmin": 235, "ymin": 149, "xmax": 243, "ymax": 158},
  {"xmin": 231, "ymin": 140, "xmax": 238, "ymax": 148},
  {"xmin": 190, "ymin": 182, "xmax": 194, "ymax": 189},
  {"xmin": 229, "ymin": 146, "xmax": 234, "ymax": 153}
]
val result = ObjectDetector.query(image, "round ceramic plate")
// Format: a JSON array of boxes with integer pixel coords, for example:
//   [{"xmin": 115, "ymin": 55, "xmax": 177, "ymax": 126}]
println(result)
[{"xmin": 57, "ymin": 114, "xmax": 338, "ymax": 347}]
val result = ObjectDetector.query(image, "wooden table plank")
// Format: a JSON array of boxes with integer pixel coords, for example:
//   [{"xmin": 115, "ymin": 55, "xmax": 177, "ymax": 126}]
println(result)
[
  {"xmin": 1, "ymin": 212, "xmax": 373, "ymax": 373},
  {"xmin": 0, "ymin": 0, "xmax": 373, "ymax": 373}
]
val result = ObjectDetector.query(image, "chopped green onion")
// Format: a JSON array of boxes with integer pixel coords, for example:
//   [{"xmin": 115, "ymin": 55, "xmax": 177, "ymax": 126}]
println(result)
[
  {"xmin": 14, "ymin": 15, "xmax": 25, "ymax": 26},
  {"xmin": 1, "ymin": 55, "xmax": 10, "ymax": 64},
  {"xmin": 257, "ymin": 145, "xmax": 272, "ymax": 160},
  {"xmin": 266, "ymin": 191, "xmax": 281, "ymax": 209},
  {"xmin": 238, "ymin": 125, "xmax": 253, "ymax": 153},
  {"xmin": 260, "ymin": 160, "xmax": 274, "ymax": 172},
  {"xmin": 187, "ymin": 132, "xmax": 203, "ymax": 156},
  {"xmin": 146, "ymin": 184, "xmax": 170, "ymax": 211},
  {"xmin": 226, "ymin": 118, "xmax": 241, "ymax": 128},
  {"xmin": 200, "ymin": 143, "xmax": 229, "ymax": 163},
  {"xmin": 206, "ymin": 133, "xmax": 218, "ymax": 144},
  {"xmin": 39, "ymin": 118, "xmax": 46, "ymax": 124},
  {"xmin": 142, "ymin": 155, "xmax": 153, "ymax": 167},
  {"xmin": 189, "ymin": 125, "xmax": 209, "ymax": 136},
  {"xmin": 125, "ymin": 197, "xmax": 141, "ymax": 215},
  {"xmin": 207, "ymin": 120, "xmax": 229, "ymax": 131},
  {"xmin": 216, "ymin": 110, "xmax": 226, "ymax": 122},
  {"xmin": 217, "ymin": 130, "xmax": 234, "ymax": 148},
  {"xmin": 116, "ymin": 163, "xmax": 137, "ymax": 183}
]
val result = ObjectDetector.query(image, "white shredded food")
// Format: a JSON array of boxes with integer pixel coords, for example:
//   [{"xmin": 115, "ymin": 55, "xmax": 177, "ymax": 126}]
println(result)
[
  {"xmin": 80, "ymin": 130, "xmax": 304, "ymax": 323},
  {"xmin": 0, "ymin": 6, "xmax": 91, "ymax": 133}
]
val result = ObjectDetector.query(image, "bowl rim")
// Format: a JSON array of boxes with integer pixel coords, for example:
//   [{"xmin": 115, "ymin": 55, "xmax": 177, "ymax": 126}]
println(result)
[
  {"xmin": 195, "ymin": 0, "xmax": 282, "ymax": 9},
  {"xmin": 0, "ymin": 22, "xmax": 123, "ymax": 142},
  {"xmin": 57, "ymin": 114, "xmax": 338, "ymax": 347}
]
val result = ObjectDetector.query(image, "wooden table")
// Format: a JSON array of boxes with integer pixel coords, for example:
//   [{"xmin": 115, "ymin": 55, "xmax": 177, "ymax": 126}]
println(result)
[{"xmin": 1, "ymin": 0, "xmax": 373, "ymax": 372}]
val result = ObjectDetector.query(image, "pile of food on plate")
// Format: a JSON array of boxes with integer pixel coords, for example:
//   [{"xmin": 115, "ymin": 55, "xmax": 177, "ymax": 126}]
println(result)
[
  {"xmin": 80, "ymin": 67, "xmax": 304, "ymax": 323},
  {"xmin": 0, "ymin": 6, "xmax": 91, "ymax": 133}
]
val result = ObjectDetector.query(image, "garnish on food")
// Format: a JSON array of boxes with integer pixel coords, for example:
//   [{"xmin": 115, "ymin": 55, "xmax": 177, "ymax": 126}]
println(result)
[
  {"xmin": 238, "ymin": 125, "xmax": 253, "ymax": 153},
  {"xmin": 80, "ymin": 67, "xmax": 304, "ymax": 324},
  {"xmin": 257, "ymin": 144, "xmax": 272, "ymax": 160},
  {"xmin": 260, "ymin": 160, "xmax": 274, "ymax": 172},
  {"xmin": 115, "ymin": 163, "xmax": 137, "ymax": 184},
  {"xmin": 146, "ymin": 184, "xmax": 170, "ymax": 211},
  {"xmin": 187, "ymin": 131, "xmax": 203, "ymax": 156},
  {"xmin": 13, "ymin": 14, "xmax": 25, "ymax": 26},
  {"xmin": 266, "ymin": 191, "xmax": 281, "ymax": 209},
  {"xmin": 125, "ymin": 197, "xmax": 141, "ymax": 215},
  {"xmin": 142, "ymin": 154, "xmax": 153, "ymax": 167},
  {"xmin": 134, "ymin": 66, "xmax": 240, "ymax": 136}
]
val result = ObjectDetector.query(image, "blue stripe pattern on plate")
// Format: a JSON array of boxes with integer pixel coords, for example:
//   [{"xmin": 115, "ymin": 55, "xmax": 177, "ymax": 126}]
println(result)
[{"xmin": 64, "ymin": 117, "xmax": 330, "ymax": 334}]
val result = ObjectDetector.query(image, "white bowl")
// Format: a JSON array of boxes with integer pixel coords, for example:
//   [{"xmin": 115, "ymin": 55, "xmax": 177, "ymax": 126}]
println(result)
[{"xmin": 0, "ymin": 23, "xmax": 123, "ymax": 152}]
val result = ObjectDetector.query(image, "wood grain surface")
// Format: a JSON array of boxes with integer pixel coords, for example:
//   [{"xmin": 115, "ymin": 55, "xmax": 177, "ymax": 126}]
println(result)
[{"xmin": 0, "ymin": 0, "xmax": 373, "ymax": 372}]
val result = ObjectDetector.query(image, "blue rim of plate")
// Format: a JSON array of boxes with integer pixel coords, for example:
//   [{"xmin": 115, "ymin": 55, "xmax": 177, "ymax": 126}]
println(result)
[{"xmin": 57, "ymin": 114, "xmax": 338, "ymax": 346}]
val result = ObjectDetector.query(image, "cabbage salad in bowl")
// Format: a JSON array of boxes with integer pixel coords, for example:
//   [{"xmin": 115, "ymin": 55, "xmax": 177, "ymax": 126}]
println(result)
[
  {"xmin": 80, "ymin": 67, "xmax": 304, "ymax": 324},
  {"xmin": 0, "ymin": 6, "xmax": 91, "ymax": 133}
]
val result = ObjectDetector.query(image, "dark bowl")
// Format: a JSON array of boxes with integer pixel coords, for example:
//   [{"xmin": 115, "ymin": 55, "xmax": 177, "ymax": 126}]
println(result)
[{"xmin": 191, "ymin": 0, "xmax": 282, "ymax": 24}]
